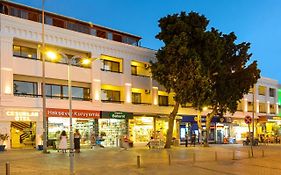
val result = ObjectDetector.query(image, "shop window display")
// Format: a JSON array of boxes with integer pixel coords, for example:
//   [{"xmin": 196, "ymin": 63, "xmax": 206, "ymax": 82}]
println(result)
[
  {"xmin": 98, "ymin": 119, "xmax": 127, "ymax": 147},
  {"xmin": 48, "ymin": 117, "xmax": 96, "ymax": 146},
  {"xmin": 129, "ymin": 117, "xmax": 154, "ymax": 143}
]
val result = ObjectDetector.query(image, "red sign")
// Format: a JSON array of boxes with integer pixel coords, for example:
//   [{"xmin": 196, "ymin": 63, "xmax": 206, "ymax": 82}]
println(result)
[
  {"xmin": 244, "ymin": 116, "xmax": 252, "ymax": 124},
  {"xmin": 46, "ymin": 108, "xmax": 100, "ymax": 119}
]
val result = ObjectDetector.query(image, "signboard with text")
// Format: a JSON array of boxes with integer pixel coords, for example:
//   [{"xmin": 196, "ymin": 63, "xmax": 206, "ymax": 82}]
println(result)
[
  {"xmin": 46, "ymin": 108, "xmax": 100, "ymax": 119},
  {"xmin": 101, "ymin": 111, "xmax": 133, "ymax": 119}
]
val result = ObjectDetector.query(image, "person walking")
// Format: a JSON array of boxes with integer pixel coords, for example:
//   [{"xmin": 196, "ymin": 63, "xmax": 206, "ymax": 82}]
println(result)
[
  {"xmin": 74, "ymin": 129, "xmax": 81, "ymax": 153},
  {"xmin": 191, "ymin": 133, "xmax": 196, "ymax": 147},
  {"xmin": 59, "ymin": 130, "xmax": 67, "ymax": 153},
  {"xmin": 185, "ymin": 132, "xmax": 189, "ymax": 147}
]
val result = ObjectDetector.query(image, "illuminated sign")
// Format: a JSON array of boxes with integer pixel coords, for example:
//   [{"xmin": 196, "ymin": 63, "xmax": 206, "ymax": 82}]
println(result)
[
  {"xmin": 6, "ymin": 111, "xmax": 39, "ymax": 121},
  {"xmin": 46, "ymin": 108, "xmax": 100, "ymax": 119}
]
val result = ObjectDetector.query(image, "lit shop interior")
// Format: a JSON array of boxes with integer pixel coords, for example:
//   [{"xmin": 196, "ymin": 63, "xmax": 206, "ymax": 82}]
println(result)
[
  {"xmin": 129, "ymin": 116, "xmax": 179, "ymax": 146},
  {"xmin": 48, "ymin": 117, "xmax": 97, "ymax": 146}
]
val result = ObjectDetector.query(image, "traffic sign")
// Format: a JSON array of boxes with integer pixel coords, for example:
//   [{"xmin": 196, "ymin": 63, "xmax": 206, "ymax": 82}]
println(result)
[{"xmin": 244, "ymin": 116, "xmax": 252, "ymax": 124}]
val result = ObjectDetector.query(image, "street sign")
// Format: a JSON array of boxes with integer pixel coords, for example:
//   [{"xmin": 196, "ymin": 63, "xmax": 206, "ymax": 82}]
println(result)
[{"xmin": 244, "ymin": 116, "xmax": 252, "ymax": 124}]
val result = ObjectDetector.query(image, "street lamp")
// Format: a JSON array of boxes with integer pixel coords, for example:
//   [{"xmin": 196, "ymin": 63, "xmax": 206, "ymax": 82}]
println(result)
[
  {"xmin": 46, "ymin": 51, "xmax": 94, "ymax": 175},
  {"xmin": 41, "ymin": 0, "xmax": 48, "ymax": 154}
]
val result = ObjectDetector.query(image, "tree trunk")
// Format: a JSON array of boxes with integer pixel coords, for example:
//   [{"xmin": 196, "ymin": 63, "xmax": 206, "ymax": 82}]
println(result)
[
  {"xmin": 164, "ymin": 102, "xmax": 180, "ymax": 149},
  {"xmin": 203, "ymin": 109, "xmax": 217, "ymax": 147}
]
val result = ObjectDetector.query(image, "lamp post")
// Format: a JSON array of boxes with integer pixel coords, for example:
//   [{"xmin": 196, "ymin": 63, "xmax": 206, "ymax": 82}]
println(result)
[
  {"xmin": 54, "ymin": 53, "xmax": 93, "ymax": 175},
  {"xmin": 41, "ymin": 0, "xmax": 48, "ymax": 154}
]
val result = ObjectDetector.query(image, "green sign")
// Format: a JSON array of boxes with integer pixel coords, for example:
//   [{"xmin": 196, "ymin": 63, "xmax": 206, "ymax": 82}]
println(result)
[{"xmin": 109, "ymin": 112, "xmax": 128, "ymax": 119}]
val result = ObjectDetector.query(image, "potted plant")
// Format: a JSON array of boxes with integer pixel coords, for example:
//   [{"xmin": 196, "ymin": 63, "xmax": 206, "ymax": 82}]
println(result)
[{"xmin": 0, "ymin": 133, "xmax": 9, "ymax": 152}]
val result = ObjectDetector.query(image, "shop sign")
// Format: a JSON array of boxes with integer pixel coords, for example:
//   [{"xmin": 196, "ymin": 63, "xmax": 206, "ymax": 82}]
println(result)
[
  {"xmin": 101, "ymin": 111, "xmax": 133, "ymax": 119},
  {"xmin": 6, "ymin": 111, "xmax": 39, "ymax": 121},
  {"xmin": 110, "ymin": 112, "xmax": 127, "ymax": 119},
  {"xmin": 46, "ymin": 108, "xmax": 100, "ymax": 119}
]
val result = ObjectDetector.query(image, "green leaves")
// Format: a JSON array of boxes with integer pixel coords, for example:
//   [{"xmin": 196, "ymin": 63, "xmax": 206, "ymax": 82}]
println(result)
[{"xmin": 152, "ymin": 11, "xmax": 260, "ymax": 115}]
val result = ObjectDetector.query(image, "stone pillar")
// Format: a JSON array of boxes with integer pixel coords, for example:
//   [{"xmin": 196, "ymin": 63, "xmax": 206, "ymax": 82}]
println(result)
[
  {"xmin": 91, "ymin": 52, "xmax": 101, "ymax": 102},
  {"xmin": 124, "ymin": 83, "xmax": 132, "ymax": 104},
  {"xmin": 152, "ymin": 87, "xmax": 158, "ymax": 105},
  {"xmin": 0, "ymin": 35, "xmax": 13, "ymax": 98}
]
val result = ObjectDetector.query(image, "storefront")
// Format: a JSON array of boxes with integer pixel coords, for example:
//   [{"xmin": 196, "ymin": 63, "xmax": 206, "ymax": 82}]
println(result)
[
  {"xmin": 181, "ymin": 115, "xmax": 230, "ymax": 144},
  {"xmin": 1, "ymin": 109, "xmax": 40, "ymax": 149},
  {"xmin": 231, "ymin": 118, "xmax": 253, "ymax": 141},
  {"xmin": 129, "ymin": 115, "xmax": 180, "ymax": 146},
  {"xmin": 129, "ymin": 116, "xmax": 154, "ymax": 145},
  {"xmin": 46, "ymin": 108, "xmax": 100, "ymax": 147},
  {"xmin": 99, "ymin": 111, "xmax": 133, "ymax": 147}
]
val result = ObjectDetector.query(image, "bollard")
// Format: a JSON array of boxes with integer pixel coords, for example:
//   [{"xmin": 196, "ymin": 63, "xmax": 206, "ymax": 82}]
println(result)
[
  {"xmin": 168, "ymin": 154, "xmax": 171, "ymax": 165},
  {"xmin": 262, "ymin": 150, "xmax": 265, "ymax": 157},
  {"xmin": 232, "ymin": 150, "xmax": 235, "ymax": 160},
  {"xmin": 6, "ymin": 162, "xmax": 10, "ymax": 175},
  {"xmin": 215, "ymin": 151, "xmax": 217, "ymax": 161},
  {"xmin": 137, "ymin": 155, "xmax": 141, "ymax": 168},
  {"xmin": 192, "ymin": 152, "xmax": 196, "ymax": 164},
  {"xmin": 248, "ymin": 149, "xmax": 251, "ymax": 158}
]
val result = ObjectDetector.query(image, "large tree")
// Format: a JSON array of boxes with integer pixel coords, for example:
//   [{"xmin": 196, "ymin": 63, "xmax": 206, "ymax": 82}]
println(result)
[{"xmin": 151, "ymin": 12, "xmax": 260, "ymax": 148}]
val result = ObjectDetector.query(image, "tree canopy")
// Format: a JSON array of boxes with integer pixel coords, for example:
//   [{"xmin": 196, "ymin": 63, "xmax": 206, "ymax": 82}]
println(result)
[{"xmin": 151, "ymin": 11, "xmax": 260, "ymax": 148}]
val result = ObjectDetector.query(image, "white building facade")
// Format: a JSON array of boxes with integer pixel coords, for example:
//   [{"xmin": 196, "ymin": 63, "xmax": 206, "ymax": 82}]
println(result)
[{"xmin": 0, "ymin": 1, "xmax": 279, "ymax": 149}]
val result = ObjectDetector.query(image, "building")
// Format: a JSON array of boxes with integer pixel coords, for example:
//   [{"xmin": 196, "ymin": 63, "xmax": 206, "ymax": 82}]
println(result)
[{"xmin": 0, "ymin": 1, "xmax": 280, "ymax": 149}]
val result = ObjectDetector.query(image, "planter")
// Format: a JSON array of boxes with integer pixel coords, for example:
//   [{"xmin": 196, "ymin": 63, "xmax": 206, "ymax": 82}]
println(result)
[
  {"xmin": 37, "ymin": 145, "xmax": 43, "ymax": 151},
  {"xmin": 0, "ymin": 145, "xmax": 6, "ymax": 152}
]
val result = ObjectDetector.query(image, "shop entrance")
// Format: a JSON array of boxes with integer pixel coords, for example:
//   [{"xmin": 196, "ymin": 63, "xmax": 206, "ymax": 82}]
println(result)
[
  {"xmin": 10, "ymin": 122, "xmax": 36, "ymax": 149},
  {"xmin": 99, "ymin": 119, "xmax": 127, "ymax": 147}
]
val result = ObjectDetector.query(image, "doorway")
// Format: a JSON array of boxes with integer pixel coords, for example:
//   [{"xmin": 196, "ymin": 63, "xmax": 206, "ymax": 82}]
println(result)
[{"xmin": 10, "ymin": 122, "xmax": 36, "ymax": 149}]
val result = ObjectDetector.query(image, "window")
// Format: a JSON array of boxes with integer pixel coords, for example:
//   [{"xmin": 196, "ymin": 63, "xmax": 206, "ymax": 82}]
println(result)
[
  {"xmin": 107, "ymin": 32, "xmax": 113, "ymax": 40},
  {"xmin": 28, "ymin": 12, "xmax": 38, "ymax": 22},
  {"xmin": 101, "ymin": 90, "xmax": 121, "ymax": 102},
  {"xmin": 132, "ymin": 93, "xmax": 141, "ymax": 104},
  {"xmin": 90, "ymin": 28, "xmax": 97, "ymax": 36},
  {"xmin": 46, "ymin": 84, "xmax": 90, "ymax": 101},
  {"xmin": 39, "ymin": 15, "xmax": 53, "ymax": 25},
  {"xmin": 248, "ymin": 102, "xmax": 253, "ymax": 112},
  {"xmin": 67, "ymin": 22, "xmax": 89, "ymax": 34},
  {"xmin": 131, "ymin": 65, "xmax": 137, "ymax": 75},
  {"xmin": 269, "ymin": 88, "xmax": 275, "ymax": 97},
  {"xmin": 101, "ymin": 60, "xmax": 121, "ymax": 73},
  {"xmin": 259, "ymin": 103, "xmax": 266, "ymax": 113},
  {"xmin": 122, "ymin": 36, "xmax": 138, "ymax": 46},
  {"xmin": 14, "ymin": 81, "xmax": 38, "ymax": 97},
  {"xmin": 13, "ymin": 45, "xmax": 37, "ymax": 59},
  {"xmin": 10, "ymin": 7, "xmax": 28, "ymax": 19},
  {"xmin": 258, "ymin": 86, "xmax": 266, "ymax": 96},
  {"xmin": 158, "ymin": 95, "xmax": 168, "ymax": 106},
  {"xmin": 270, "ymin": 104, "xmax": 275, "ymax": 114}
]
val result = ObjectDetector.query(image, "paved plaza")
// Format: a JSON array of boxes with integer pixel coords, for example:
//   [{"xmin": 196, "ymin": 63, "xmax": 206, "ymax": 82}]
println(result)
[{"xmin": 1, "ymin": 144, "xmax": 281, "ymax": 175}]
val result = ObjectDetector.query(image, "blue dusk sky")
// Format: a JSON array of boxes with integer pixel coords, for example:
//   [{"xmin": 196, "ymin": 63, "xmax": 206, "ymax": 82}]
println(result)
[{"xmin": 12, "ymin": 0, "xmax": 281, "ymax": 82}]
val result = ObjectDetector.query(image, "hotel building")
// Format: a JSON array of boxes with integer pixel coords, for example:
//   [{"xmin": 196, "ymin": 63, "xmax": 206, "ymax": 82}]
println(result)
[{"xmin": 0, "ymin": 1, "xmax": 279, "ymax": 149}]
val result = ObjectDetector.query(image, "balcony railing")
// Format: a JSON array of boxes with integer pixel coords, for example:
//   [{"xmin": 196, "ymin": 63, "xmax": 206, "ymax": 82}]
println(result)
[
  {"xmin": 101, "ymin": 100, "xmax": 124, "ymax": 104},
  {"xmin": 14, "ymin": 93, "xmax": 41, "ymax": 98},
  {"xmin": 131, "ymin": 73, "xmax": 150, "ymax": 78},
  {"xmin": 132, "ymin": 102, "xmax": 152, "ymax": 105},
  {"xmin": 100, "ymin": 68, "xmax": 123, "ymax": 74}
]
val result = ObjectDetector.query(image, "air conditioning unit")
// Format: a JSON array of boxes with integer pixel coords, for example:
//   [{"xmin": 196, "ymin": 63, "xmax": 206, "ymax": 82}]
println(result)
[
  {"xmin": 144, "ymin": 64, "xmax": 150, "ymax": 69},
  {"xmin": 145, "ymin": 89, "xmax": 151, "ymax": 94}
]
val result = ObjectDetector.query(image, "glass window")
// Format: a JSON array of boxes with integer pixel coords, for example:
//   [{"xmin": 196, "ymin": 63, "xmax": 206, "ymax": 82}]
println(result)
[
  {"xmin": 158, "ymin": 95, "xmax": 168, "ymax": 106},
  {"xmin": 14, "ymin": 81, "xmax": 37, "ymax": 96},
  {"xmin": 258, "ymin": 86, "xmax": 266, "ymax": 95},
  {"xmin": 132, "ymin": 92, "xmax": 141, "ymax": 104},
  {"xmin": 13, "ymin": 45, "xmax": 37, "ymax": 59},
  {"xmin": 102, "ymin": 60, "xmax": 121, "ymax": 73},
  {"xmin": 101, "ymin": 90, "xmax": 120, "ymax": 102},
  {"xmin": 45, "ymin": 16, "xmax": 53, "ymax": 25},
  {"xmin": 107, "ymin": 32, "xmax": 113, "ymax": 40},
  {"xmin": 131, "ymin": 65, "xmax": 137, "ymax": 75},
  {"xmin": 269, "ymin": 88, "xmax": 275, "ymax": 97},
  {"xmin": 72, "ymin": 87, "xmax": 84, "ymax": 99},
  {"xmin": 90, "ymin": 28, "xmax": 96, "ymax": 36}
]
